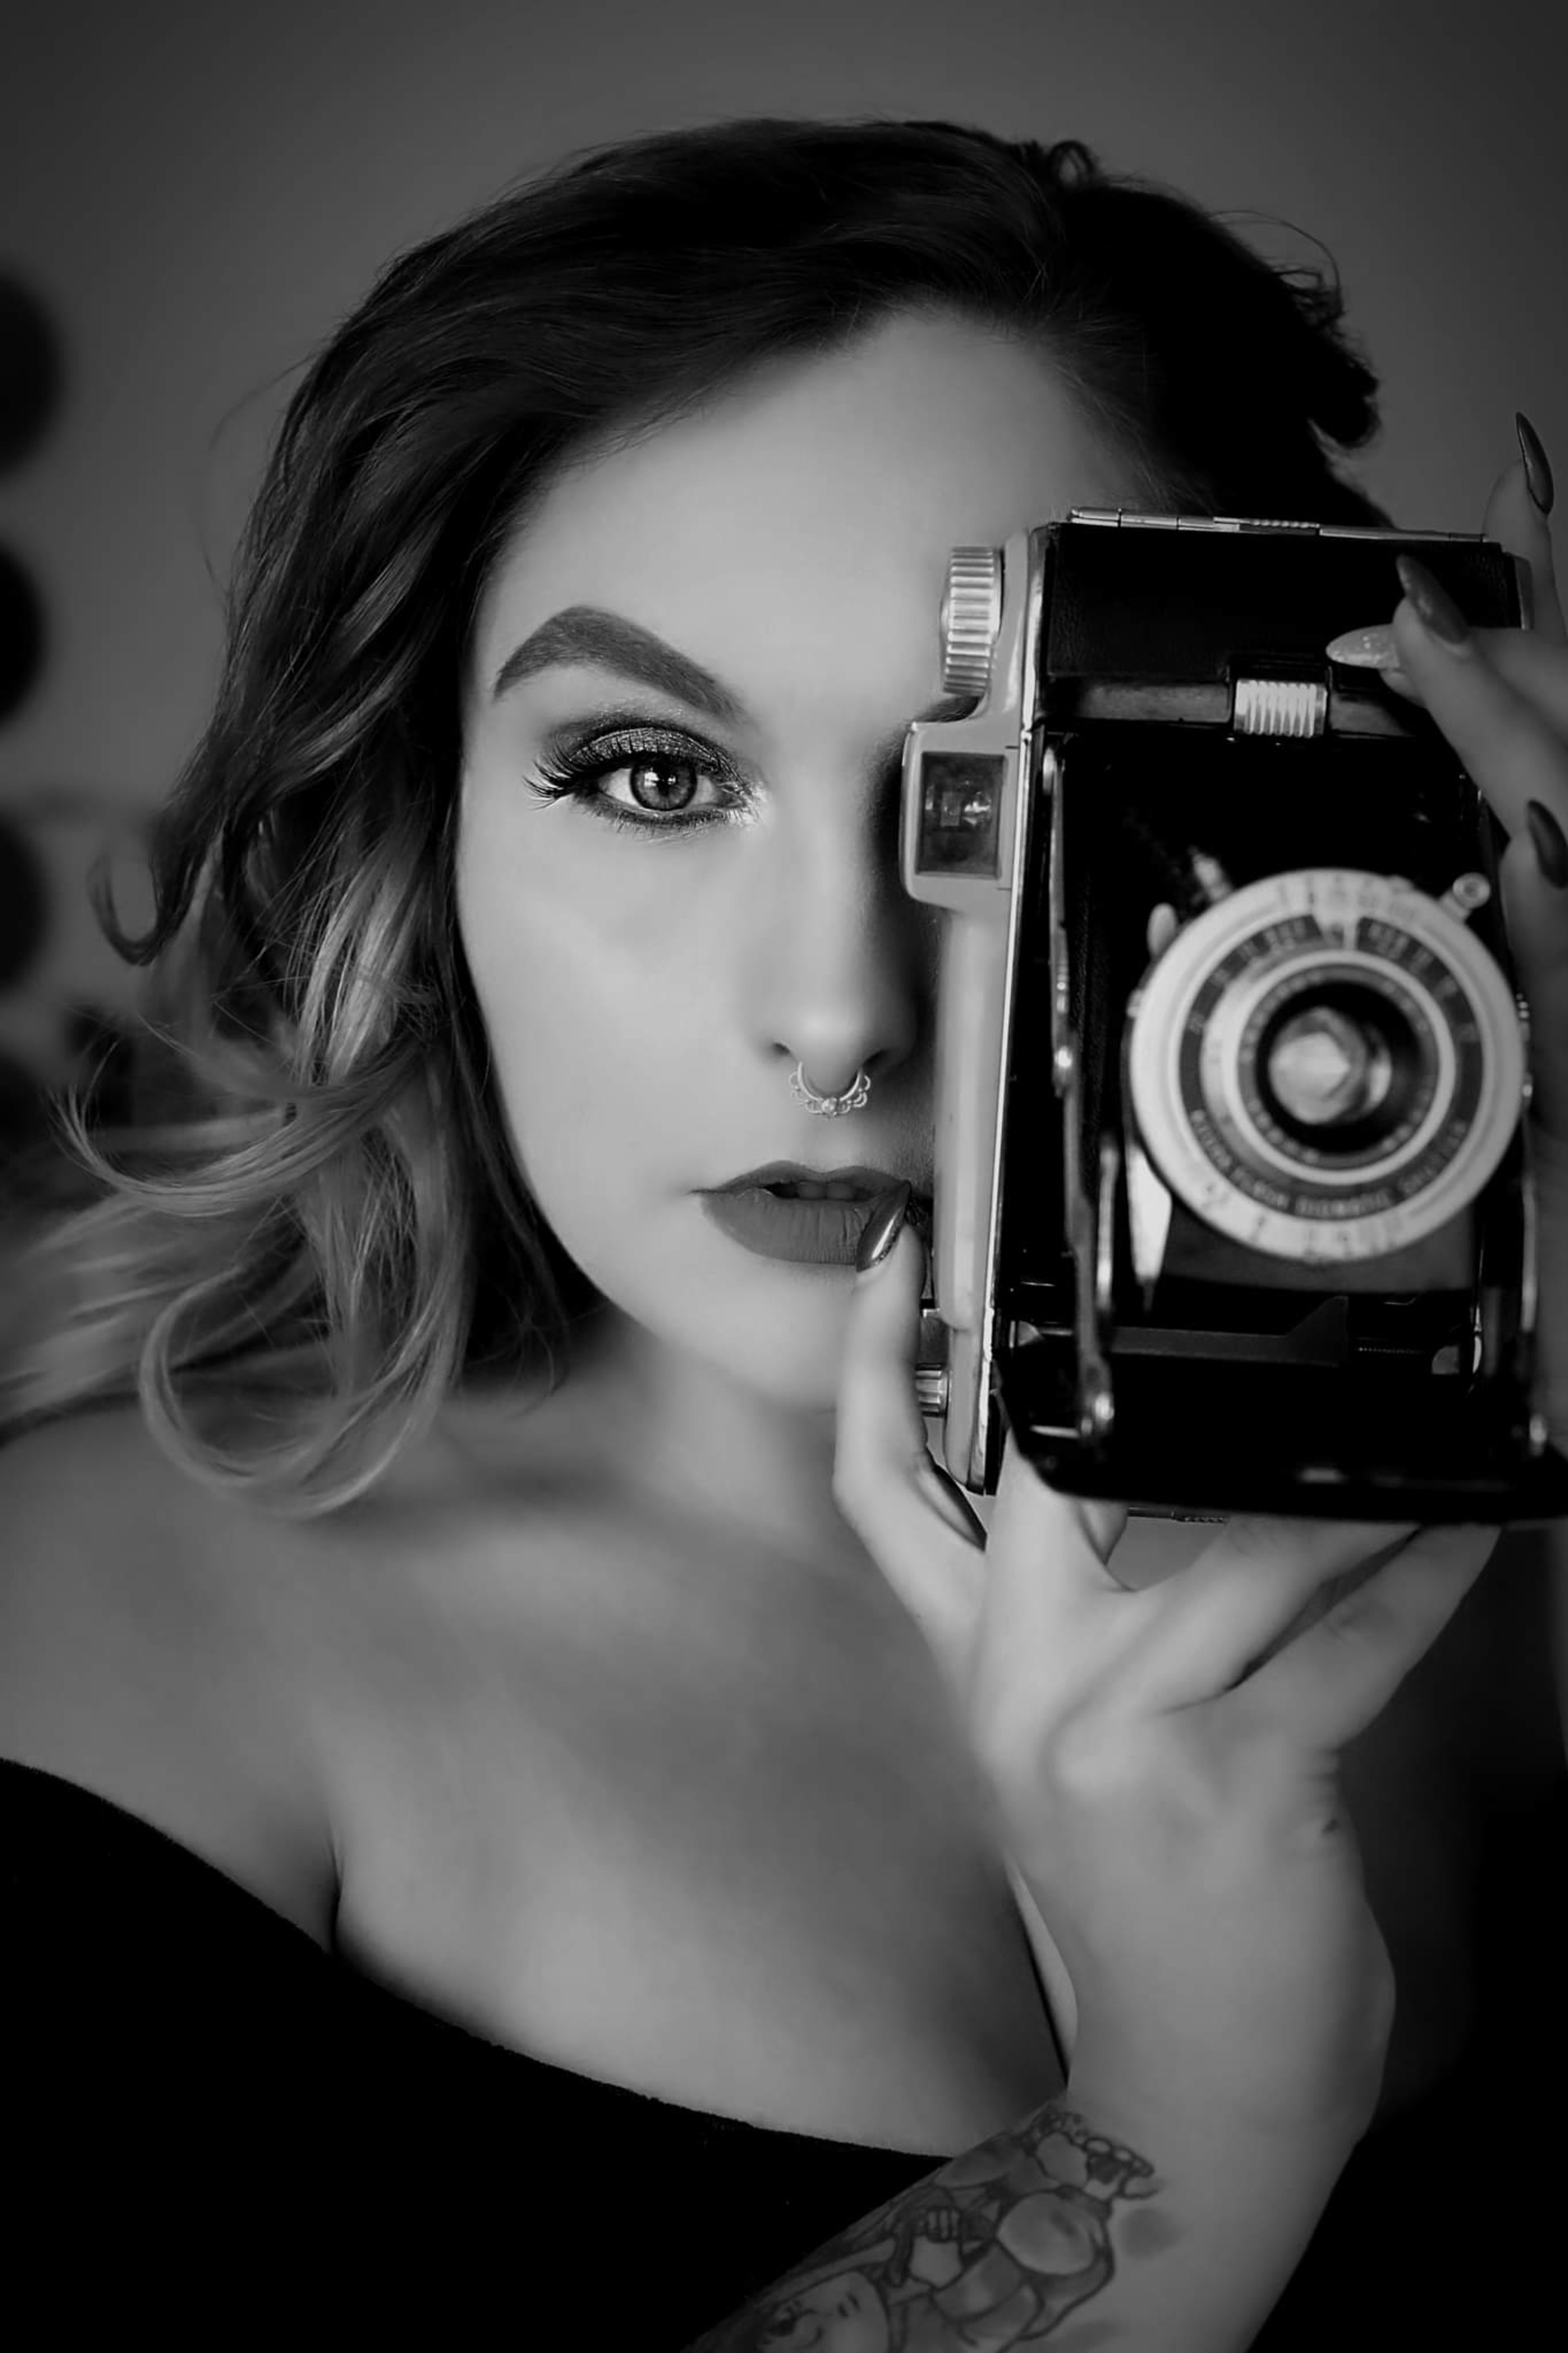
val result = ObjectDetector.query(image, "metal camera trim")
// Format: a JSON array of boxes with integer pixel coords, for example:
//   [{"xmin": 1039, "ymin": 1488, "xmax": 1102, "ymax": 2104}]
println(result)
[{"xmin": 899, "ymin": 526, "xmax": 1044, "ymax": 1491}]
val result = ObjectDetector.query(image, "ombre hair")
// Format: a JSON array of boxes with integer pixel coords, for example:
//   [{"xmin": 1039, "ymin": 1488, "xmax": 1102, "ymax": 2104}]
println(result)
[{"xmin": 0, "ymin": 114, "xmax": 1393, "ymax": 1515}]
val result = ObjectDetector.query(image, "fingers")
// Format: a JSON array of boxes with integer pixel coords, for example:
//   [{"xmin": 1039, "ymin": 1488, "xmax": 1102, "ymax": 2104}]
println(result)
[
  {"xmin": 958, "ymin": 1436, "xmax": 1134, "ymax": 1736},
  {"xmin": 1110, "ymin": 1516, "xmax": 1421, "ymax": 1712},
  {"xmin": 1483, "ymin": 438, "xmax": 1564, "ymax": 648},
  {"xmin": 1340, "ymin": 439, "xmax": 1564, "ymax": 714},
  {"xmin": 1391, "ymin": 582, "xmax": 1568, "ymax": 848},
  {"xmin": 984, "ymin": 1425, "xmax": 1132, "ymax": 1624},
  {"xmin": 1383, "ymin": 443, "xmax": 1566, "ymax": 843},
  {"xmin": 837, "ymin": 1216, "xmax": 930, "ymax": 1484},
  {"xmin": 833, "ymin": 1216, "xmax": 985, "ymax": 1653},
  {"xmin": 1387, "ymin": 542, "xmax": 1568, "ymax": 1144},
  {"xmin": 1363, "ymin": 627, "xmax": 1568, "ymax": 719},
  {"xmin": 1234, "ymin": 1521, "xmax": 1499, "ymax": 1749},
  {"xmin": 1336, "ymin": 469, "xmax": 1568, "ymax": 1146},
  {"xmin": 1467, "ymin": 629, "xmax": 1568, "ymax": 732},
  {"xmin": 913, "ymin": 1453, "xmax": 991, "ymax": 1547}
]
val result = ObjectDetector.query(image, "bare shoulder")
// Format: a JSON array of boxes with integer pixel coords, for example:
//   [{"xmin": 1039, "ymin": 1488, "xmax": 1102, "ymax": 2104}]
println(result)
[{"xmin": 0, "ymin": 1398, "xmax": 343, "ymax": 1947}]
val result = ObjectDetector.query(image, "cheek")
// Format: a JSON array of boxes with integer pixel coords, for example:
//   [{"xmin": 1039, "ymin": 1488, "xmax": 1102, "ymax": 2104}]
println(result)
[{"xmin": 457, "ymin": 823, "xmax": 717, "ymax": 1199}]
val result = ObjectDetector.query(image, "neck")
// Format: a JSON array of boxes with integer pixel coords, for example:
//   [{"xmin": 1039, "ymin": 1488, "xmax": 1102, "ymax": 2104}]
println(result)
[{"xmin": 548, "ymin": 1300, "xmax": 873, "ymax": 1578}]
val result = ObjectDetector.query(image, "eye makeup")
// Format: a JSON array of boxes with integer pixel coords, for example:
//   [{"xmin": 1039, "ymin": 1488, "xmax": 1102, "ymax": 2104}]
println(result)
[{"xmin": 525, "ymin": 714, "xmax": 757, "ymax": 839}]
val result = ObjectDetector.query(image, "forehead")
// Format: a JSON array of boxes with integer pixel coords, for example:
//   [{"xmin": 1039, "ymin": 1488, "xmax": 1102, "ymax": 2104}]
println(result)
[{"xmin": 471, "ymin": 308, "xmax": 1135, "ymax": 706}]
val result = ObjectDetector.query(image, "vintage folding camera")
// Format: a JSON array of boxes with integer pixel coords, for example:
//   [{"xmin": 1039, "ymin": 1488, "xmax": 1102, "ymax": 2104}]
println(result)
[{"xmin": 902, "ymin": 510, "xmax": 1568, "ymax": 1522}]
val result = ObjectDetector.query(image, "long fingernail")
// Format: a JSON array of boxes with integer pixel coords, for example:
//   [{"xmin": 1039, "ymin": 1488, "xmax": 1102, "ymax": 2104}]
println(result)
[
  {"xmin": 1517, "ymin": 411, "xmax": 1556, "ymax": 516},
  {"xmin": 855, "ymin": 1180, "xmax": 912, "ymax": 1275},
  {"xmin": 1526, "ymin": 799, "xmax": 1568, "ymax": 889},
  {"xmin": 1396, "ymin": 555, "xmax": 1472, "ymax": 651},
  {"xmin": 1325, "ymin": 622, "xmax": 1404, "ymax": 672}
]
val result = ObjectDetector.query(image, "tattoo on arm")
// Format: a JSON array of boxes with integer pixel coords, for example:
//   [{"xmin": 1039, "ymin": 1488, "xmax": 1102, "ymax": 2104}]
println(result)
[{"xmin": 682, "ymin": 2101, "xmax": 1167, "ymax": 2350}]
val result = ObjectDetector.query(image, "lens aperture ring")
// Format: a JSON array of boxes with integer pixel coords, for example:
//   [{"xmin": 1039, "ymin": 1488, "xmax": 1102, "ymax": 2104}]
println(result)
[{"xmin": 1126, "ymin": 869, "xmax": 1523, "ymax": 1262}]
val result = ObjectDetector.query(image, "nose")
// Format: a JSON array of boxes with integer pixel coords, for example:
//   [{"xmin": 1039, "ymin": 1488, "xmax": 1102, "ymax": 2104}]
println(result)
[{"xmin": 744, "ymin": 792, "xmax": 938, "ymax": 1101}]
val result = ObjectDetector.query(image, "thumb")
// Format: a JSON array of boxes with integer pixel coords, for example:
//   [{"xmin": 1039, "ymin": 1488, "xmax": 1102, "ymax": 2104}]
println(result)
[
  {"xmin": 840, "ymin": 1191, "xmax": 930, "ymax": 1481},
  {"xmin": 835, "ymin": 1193, "xmax": 988, "ymax": 1586}
]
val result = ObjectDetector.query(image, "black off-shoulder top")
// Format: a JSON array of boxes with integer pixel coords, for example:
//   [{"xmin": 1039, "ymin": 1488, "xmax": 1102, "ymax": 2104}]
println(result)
[{"xmin": 4, "ymin": 1756, "xmax": 1564, "ymax": 2348}]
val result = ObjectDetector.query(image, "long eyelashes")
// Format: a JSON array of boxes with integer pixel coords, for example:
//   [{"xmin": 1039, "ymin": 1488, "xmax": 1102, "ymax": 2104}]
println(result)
[{"xmin": 525, "ymin": 725, "xmax": 753, "ymax": 838}]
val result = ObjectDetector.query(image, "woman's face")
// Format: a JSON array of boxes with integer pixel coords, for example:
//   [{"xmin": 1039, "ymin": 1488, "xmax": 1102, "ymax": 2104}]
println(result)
[{"xmin": 458, "ymin": 306, "xmax": 1140, "ymax": 1415}]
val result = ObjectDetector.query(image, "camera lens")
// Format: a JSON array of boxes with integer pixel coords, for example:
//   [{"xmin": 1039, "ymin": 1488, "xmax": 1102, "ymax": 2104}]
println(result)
[
  {"xmin": 1124, "ymin": 868, "xmax": 1525, "ymax": 1261},
  {"xmin": 1251, "ymin": 981, "xmax": 1423, "ymax": 1159},
  {"xmin": 1264, "ymin": 1005, "xmax": 1391, "ymax": 1127}
]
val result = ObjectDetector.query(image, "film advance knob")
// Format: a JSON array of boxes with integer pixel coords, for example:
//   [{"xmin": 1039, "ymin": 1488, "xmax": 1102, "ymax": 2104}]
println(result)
[{"xmin": 941, "ymin": 547, "xmax": 1003, "ymax": 696}]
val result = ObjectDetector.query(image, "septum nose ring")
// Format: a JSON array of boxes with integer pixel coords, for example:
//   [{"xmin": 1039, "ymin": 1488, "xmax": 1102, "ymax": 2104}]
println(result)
[{"xmin": 790, "ymin": 1061, "xmax": 871, "ymax": 1117}]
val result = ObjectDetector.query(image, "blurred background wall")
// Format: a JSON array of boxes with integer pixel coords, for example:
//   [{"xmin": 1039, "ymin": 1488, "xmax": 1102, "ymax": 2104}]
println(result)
[{"xmin": 1, "ymin": 0, "xmax": 1564, "ymax": 1138}]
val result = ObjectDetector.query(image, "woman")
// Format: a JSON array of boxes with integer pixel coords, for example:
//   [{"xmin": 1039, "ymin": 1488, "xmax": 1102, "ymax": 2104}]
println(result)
[{"xmin": 2, "ymin": 118, "xmax": 1564, "ymax": 2347}]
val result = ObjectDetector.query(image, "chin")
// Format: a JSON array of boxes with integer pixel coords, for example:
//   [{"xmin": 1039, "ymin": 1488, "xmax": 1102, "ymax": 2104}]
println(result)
[
  {"xmin": 683, "ymin": 1274, "xmax": 853, "ymax": 1416},
  {"xmin": 728, "ymin": 1299, "xmax": 860, "ymax": 1402},
  {"xmin": 568, "ymin": 1209, "xmax": 856, "ymax": 1411}
]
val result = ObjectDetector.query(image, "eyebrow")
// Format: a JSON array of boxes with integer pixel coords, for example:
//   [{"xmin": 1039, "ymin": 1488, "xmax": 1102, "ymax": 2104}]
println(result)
[{"xmin": 490, "ymin": 604, "xmax": 974, "ymax": 752}]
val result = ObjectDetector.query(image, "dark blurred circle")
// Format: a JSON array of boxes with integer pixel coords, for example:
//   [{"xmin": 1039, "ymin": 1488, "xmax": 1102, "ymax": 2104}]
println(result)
[
  {"xmin": 0, "ymin": 807, "xmax": 51, "ymax": 986},
  {"xmin": 0, "ymin": 274, "xmax": 62, "ymax": 472},
  {"xmin": 0, "ymin": 546, "xmax": 45, "ymax": 722}
]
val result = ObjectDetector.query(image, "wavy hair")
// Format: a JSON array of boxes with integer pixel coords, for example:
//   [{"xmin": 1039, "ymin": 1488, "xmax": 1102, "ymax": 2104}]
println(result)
[{"xmin": 0, "ymin": 114, "xmax": 1394, "ymax": 1514}]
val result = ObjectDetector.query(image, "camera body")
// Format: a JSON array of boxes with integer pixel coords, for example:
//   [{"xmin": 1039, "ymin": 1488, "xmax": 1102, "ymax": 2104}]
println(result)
[{"xmin": 903, "ymin": 511, "xmax": 1568, "ymax": 1522}]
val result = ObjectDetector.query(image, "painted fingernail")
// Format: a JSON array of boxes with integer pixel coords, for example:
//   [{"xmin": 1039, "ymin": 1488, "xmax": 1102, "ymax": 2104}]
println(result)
[
  {"xmin": 1396, "ymin": 555, "xmax": 1472, "ymax": 651},
  {"xmin": 1525, "ymin": 799, "xmax": 1568, "ymax": 890},
  {"xmin": 1325, "ymin": 622, "xmax": 1404, "ymax": 671},
  {"xmin": 855, "ymin": 1180, "xmax": 912, "ymax": 1275},
  {"xmin": 1517, "ymin": 411, "xmax": 1556, "ymax": 517}
]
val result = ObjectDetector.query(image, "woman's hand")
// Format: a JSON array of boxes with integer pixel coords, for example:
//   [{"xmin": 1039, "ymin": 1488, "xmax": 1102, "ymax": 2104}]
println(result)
[
  {"xmin": 1373, "ymin": 420, "xmax": 1568, "ymax": 1445},
  {"xmin": 834, "ymin": 1214, "xmax": 1497, "ymax": 2143}
]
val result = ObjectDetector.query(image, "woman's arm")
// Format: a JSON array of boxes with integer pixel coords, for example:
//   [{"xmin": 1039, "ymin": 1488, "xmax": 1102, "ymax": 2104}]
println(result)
[{"xmin": 683, "ymin": 2069, "xmax": 1354, "ymax": 2353}]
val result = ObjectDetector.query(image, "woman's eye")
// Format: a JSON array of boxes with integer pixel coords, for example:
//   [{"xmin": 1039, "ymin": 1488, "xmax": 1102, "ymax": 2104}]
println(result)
[{"xmin": 526, "ymin": 730, "xmax": 750, "ymax": 836}]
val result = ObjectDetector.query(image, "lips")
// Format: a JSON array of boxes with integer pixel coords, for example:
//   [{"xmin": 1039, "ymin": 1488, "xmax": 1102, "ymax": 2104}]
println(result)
[
  {"xmin": 708, "ymin": 1162, "xmax": 922, "ymax": 1202},
  {"xmin": 698, "ymin": 1187, "xmax": 883, "ymax": 1266},
  {"xmin": 698, "ymin": 1164, "xmax": 931, "ymax": 1268}
]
